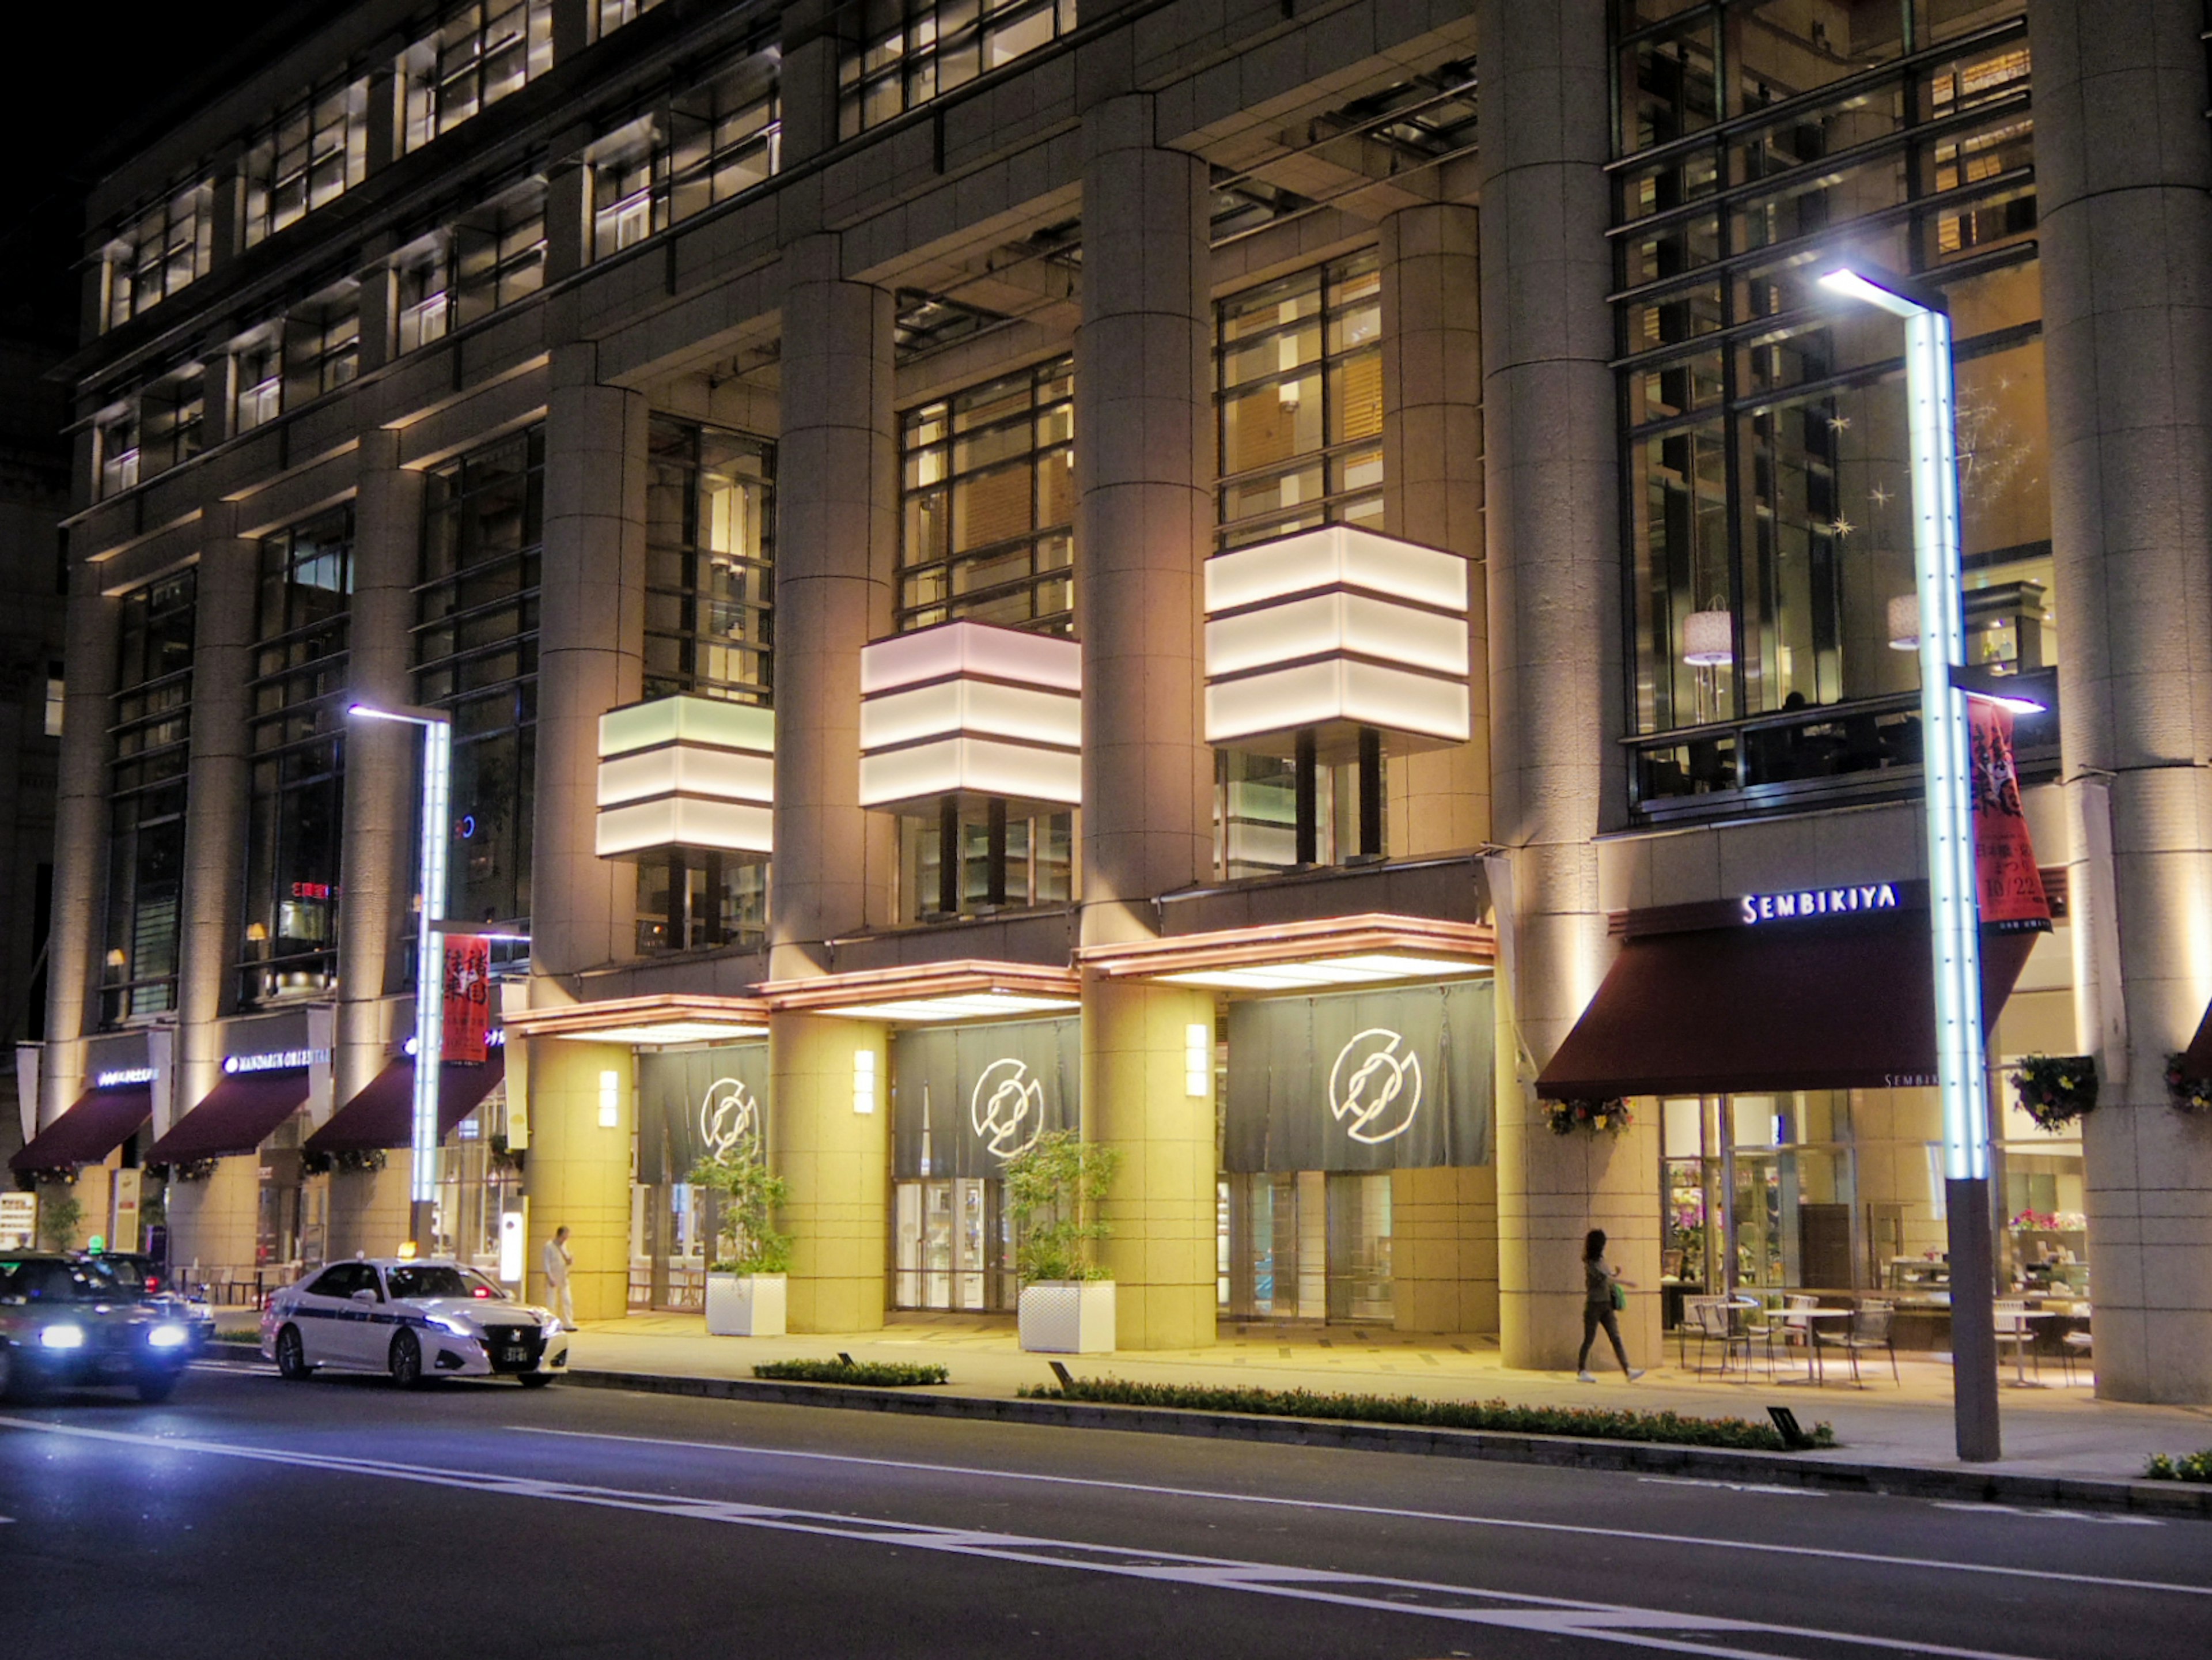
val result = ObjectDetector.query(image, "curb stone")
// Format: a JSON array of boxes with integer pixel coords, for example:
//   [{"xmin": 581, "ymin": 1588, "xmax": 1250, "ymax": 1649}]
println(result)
[{"xmin": 554, "ymin": 1367, "xmax": 2212, "ymax": 1518}]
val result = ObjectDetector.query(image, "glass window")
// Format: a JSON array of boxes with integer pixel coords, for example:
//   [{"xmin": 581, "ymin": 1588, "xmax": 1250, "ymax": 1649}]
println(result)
[
  {"xmin": 242, "ymin": 508, "xmax": 353, "ymax": 1005},
  {"xmin": 592, "ymin": 0, "xmax": 665, "ymax": 40},
  {"xmin": 1215, "ymin": 251, "xmax": 1382, "ymax": 550},
  {"xmin": 289, "ymin": 285, "xmax": 361, "ymax": 399},
  {"xmin": 103, "ymin": 183, "xmax": 214, "ymax": 331},
  {"xmin": 589, "ymin": 53, "xmax": 781, "ymax": 260},
  {"xmin": 393, "ymin": 237, "xmax": 452, "ymax": 354},
  {"xmin": 839, "ymin": 0, "xmax": 1078, "ymax": 140},
  {"xmin": 97, "ymin": 410, "xmax": 141, "ymax": 500},
  {"xmin": 899, "ymin": 356, "xmax": 1074, "ymax": 634},
  {"xmin": 243, "ymin": 75, "xmax": 371, "ymax": 246},
  {"xmin": 416, "ymin": 429, "xmax": 544, "ymax": 927},
  {"xmin": 232, "ymin": 331, "xmax": 284, "ymax": 435},
  {"xmin": 643, "ymin": 417, "xmax": 775, "ymax": 704},
  {"xmin": 400, "ymin": 0, "xmax": 555, "ymax": 153},
  {"xmin": 453, "ymin": 180, "xmax": 547, "ymax": 329},
  {"xmin": 104, "ymin": 570, "xmax": 196, "ymax": 1023},
  {"xmin": 139, "ymin": 369, "xmax": 205, "ymax": 479},
  {"xmin": 897, "ymin": 807, "xmax": 1071, "ymax": 922}
]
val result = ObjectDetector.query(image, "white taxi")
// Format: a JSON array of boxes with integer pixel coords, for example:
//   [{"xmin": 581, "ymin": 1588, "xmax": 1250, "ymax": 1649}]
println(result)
[{"xmin": 260, "ymin": 1258, "xmax": 570, "ymax": 1388}]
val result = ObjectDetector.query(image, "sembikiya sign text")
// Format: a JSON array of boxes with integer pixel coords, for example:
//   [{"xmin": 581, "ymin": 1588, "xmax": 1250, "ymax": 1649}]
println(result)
[{"xmin": 1739, "ymin": 883, "xmax": 1900, "ymax": 925}]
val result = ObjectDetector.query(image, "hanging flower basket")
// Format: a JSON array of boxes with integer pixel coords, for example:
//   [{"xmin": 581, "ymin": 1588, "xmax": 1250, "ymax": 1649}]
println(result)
[
  {"xmin": 2012, "ymin": 1054, "xmax": 2097, "ymax": 1132},
  {"xmin": 149, "ymin": 1158, "xmax": 219, "ymax": 1183},
  {"xmin": 1544, "ymin": 1098, "xmax": 1633, "ymax": 1137},
  {"xmin": 2164, "ymin": 1054, "xmax": 2212, "ymax": 1116}
]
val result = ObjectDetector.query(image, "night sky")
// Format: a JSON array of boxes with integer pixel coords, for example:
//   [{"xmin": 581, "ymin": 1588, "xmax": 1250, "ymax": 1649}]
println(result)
[{"xmin": 1, "ymin": 2, "xmax": 334, "ymax": 335}]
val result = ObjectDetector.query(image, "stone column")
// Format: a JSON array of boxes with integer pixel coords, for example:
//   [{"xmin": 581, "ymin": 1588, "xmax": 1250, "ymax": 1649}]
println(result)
[
  {"xmin": 778, "ymin": 0, "xmax": 844, "ymax": 167},
  {"xmin": 768, "ymin": 1012, "xmax": 889, "ymax": 1332},
  {"xmin": 531, "ymin": 344, "xmax": 648, "ymax": 975},
  {"xmin": 2032, "ymin": 0, "xmax": 2212, "ymax": 1404},
  {"xmin": 40, "ymin": 552, "xmax": 119, "ymax": 1126},
  {"xmin": 1381, "ymin": 202, "xmax": 1489, "ymax": 856},
  {"xmin": 1075, "ymin": 95, "xmax": 1217, "ymax": 1350},
  {"xmin": 526, "ymin": 1038, "xmax": 632, "ymax": 1321},
  {"xmin": 768, "ymin": 234, "xmax": 896, "ymax": 971},
  {"xmin": 1478, "ymin": 0, "xmax": 1656, "ymax": 1372}
]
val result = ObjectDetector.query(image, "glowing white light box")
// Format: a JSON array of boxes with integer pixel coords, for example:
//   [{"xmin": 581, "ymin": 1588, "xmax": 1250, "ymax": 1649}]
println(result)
[
  {"xmin": 858, "ymin": 621, "xmax": 1082, "ymax": 815},
  {"xmin": 1203, "ymin": 525, "xmax": 1471, "ymax": 757},
  {"xmin": 596, "ymin": 695, "xmax": 774, "ymax": 859}
]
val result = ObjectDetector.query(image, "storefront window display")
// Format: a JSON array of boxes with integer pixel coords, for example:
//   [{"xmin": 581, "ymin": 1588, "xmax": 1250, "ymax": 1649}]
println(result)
[{"xmin": 1219, "ymin": 983, "xmax": 1490, "ymax": 1325}]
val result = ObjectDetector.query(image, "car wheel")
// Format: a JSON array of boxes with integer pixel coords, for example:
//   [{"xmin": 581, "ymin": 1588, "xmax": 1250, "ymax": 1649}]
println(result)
[
  {"xmin": 275, "ymin": 1325, "xmax": 312, "ymax": 1382},
  {"xmin": 388, "ymin": 1329, "xmax": 424, "ymax": 1389},
  {"xmin": 517, "ymin": 1372, "xmax": 554, "ymax": 1389},
  {"xmin": 136, "ymin": 1370, "xmax": 179, "ymax": 1405}
]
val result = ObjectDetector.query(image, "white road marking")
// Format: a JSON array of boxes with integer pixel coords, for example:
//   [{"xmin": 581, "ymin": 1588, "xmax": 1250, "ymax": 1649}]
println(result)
[
  {"xmin": 1931, "ymin": 1502, "xmax": 2162, "ymax": 1526},
  {"xmin": 1637, "ymin": 1477, "xmax": 1826, "ymax": 1497},
  {"xmin": 0, "ymin": 1414, "xmax": 2061, "ymax": 1660},
  {"xmin": 510, "ymin": 1424, "xmax": 2212, "ymax": 1601}
]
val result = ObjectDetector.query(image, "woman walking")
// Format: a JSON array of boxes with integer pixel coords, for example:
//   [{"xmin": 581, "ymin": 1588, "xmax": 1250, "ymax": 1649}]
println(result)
[{"xmin": 1577, "ymin": 1228, "xmax": 1644, "ymax": 1383}]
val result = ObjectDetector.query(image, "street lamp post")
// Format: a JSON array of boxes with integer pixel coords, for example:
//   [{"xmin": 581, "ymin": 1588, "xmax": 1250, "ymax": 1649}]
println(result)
[
  {"xmin": 1818, "ymin": 266, "xmax": 2001, "ymax": 1462},
  {"xmin": 349, "ymin": 702, "xmax": 453, "ymax": 1257}
]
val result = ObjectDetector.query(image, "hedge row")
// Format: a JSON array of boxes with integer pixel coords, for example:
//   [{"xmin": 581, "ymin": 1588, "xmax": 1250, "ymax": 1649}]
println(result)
[
  {"xmin": 2145, "ymin": 1449, "xmax": 2212, "ymax": 1483},
  {"xmin": 1019, "ymin": 1377, "xmax": 1835, "ymax": 1453},
  {"xmin": 752, "ymin": 1359, "xmax": 949, "ymax": 1387}
]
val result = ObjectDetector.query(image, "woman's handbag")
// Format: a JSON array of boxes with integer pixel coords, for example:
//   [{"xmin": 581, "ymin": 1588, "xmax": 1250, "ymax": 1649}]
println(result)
[{"xmin": 1609, "ymin": 1280, "xmax": 1627, "ymax": 1312}]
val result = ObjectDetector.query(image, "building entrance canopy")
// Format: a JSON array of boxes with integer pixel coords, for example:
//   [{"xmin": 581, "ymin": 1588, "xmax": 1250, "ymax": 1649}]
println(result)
[
  {"xmin": 10, "ymin": 1086, "xmax": 153, "ymax": 1173},
  {"xmin": 149, "ymin": 1069, "xmax": 313, "ymax": 1163},
  {"xmin": 1537, "ymin": 908, "xmax": 2037, "ymax": 1102},
  {"xmin": 304, "ymin": 1050, "xmax": 507, "ymax": 1155}
]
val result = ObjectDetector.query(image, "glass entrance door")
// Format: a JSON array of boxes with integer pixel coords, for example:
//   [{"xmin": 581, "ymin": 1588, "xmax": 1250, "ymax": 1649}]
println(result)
[{"xmin": 893, "ymin": 1178, "xmax": 1010, "ymax": 1311}]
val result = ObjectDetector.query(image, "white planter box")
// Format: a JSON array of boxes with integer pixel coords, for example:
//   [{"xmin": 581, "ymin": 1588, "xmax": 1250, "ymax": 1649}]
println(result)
[
  {"xmin": 1018, "ymin": 1280, "xmax": 1115, "ymax": 1354},
  {"xmin": 704, "ymin": 1272, "xmax": 786, "ymax": 1337}
]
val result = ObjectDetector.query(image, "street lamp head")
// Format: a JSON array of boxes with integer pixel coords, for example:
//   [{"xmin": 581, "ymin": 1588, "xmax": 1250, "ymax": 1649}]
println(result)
[
  {"xmin": 1816, "ymin": 266, "xmax": 1928, "ymax": 321},
  {"xmin": 348, "ymin": 701, "xmax": 452, "ymax": 727}
]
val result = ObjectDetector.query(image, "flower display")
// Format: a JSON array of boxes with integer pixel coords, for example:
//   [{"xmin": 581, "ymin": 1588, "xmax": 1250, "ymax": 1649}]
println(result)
[
  {"xmin": 2163, "ymin": 1054, "xmax": 2212, "ymax": 1116},
  {"xmin": 2010, "ymin": 1054, "xmax": 2097, "ymax": 1132},
  {"xmin": 1544, "ymin": 1097, "xmax": 1633, "ymax": 1137}
]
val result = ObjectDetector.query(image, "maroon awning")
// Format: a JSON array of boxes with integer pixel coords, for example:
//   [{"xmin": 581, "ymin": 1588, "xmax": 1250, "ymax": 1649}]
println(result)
[
  {"xmin": 2183, "ymin": 1004, "xmax": 2212, "ymax": 1077},
  {"xmin": 303, "ymin": 1050, "xmax": 506, "ymax": 1155},
  {"xmin": 149, "ymin": 1069, "xmax": 312, "ymax": 1163},
  {"xmin": 9, "ymin": 1087, "xmax": 151, "ymax": 1173},
  {"xmin": 1536, "ymin": 914, "xmax": 2039, "ymax": 1101}
]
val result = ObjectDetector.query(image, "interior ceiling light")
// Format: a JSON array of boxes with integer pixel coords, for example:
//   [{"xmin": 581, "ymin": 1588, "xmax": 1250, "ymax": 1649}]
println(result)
[
  {"xmin": 547, "ymin": 1021, "xmax": 768, "ymax": 1046},
  {"xmin": 820, "ymin": 993, "xmax": 1081, "ymax": 1023},
  {"xmin": 1156, "ymin": 953, "xmax": 1491, "ymax": 992}
]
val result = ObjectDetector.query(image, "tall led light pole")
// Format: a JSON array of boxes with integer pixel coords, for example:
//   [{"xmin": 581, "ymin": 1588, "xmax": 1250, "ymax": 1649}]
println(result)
[
  {"xmin": 1818, "ymin": 265, "xmax": 2002, "ymax": 1461},
  {"xmin": 349, "ymin": 701, "xmax": 453, "ymax": 1256}
]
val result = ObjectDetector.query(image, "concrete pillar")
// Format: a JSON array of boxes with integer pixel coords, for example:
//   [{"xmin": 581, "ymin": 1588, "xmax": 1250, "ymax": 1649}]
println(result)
[
  {"xmin": 1381, "ymin": 202, "xmax": 1490, "ymax": 856},
  {"xmin": 41, "ymin": 551, "xmax": 118, "ymax": 1126},
  {"xmin": 1391, "ymin": 1166, "xmax": 1499, "ymax": 1334},
  {"xmin": 176, "ymin": 520, "xmax": 257, "ymax": 1110},
  {"xmin": 531, "ymin": 345, "xmax": 647, "ymax": 975},
  {"xmin": 336, "ymin": 430, "xmax": 422, "ymax": 1110},
  {"xmin": 168, "ymin": 1160, "xmax": 259, "ymax": 1283},
  {"xmin": 1478, "ymin": 0, "xmax": 1655, "ymax": 1372},
  {"xmin": 769, "ymin": 235, "xmax": 897, "ymax": 973},
  {"xmin": 551, "ymin": 0, "xmax": 591, "ymax": 60},
  {"xmin": 1080, "ymin": 979, "xmax": 1215, "ymax": 1349},
  {"xmin": 2032, "ymin": 0, "xmax": 2212, "ymax": 1403},
  {"xmin": 526, "ymin": 1039, "xmax": 632, "ymax": 1322},
  {"xmin": 778, "ymin": 0, "xmax": 844, "ymax": 166},
  {"xmin": 767, "ymin": 1012, "xmax": 889, "ymax": 1333},
  {"xmin": 544, "ymin": 126, "xmax": 592, "ymax": 285},
  {"xmin": 1074, "ymin": 94, "xmax": 1213, "ymax": 937},
  {"xmin": 326, "ymin": 1158, "xmax": 412, "ymax": 1260}
]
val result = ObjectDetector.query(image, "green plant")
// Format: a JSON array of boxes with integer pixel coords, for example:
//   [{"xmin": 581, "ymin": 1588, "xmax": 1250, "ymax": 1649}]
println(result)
[
  {"xmin": 2012, "ymin": 1054, "xmax": 2097, "ymax": 1131},
  {"xmin": 1002, "ymin": 1128, "xmax": 1121, "ymax": 1282},
  {"xmin": 300, "ymin": 1149, "xmax": 334, "ymax": 1176},
  {"xmin": 1545, "ymin": 1098, "xmax": 1633, "ymax": 1137},
  {"xmin": 334, "ymin": 1148, "xmax": 388, "ymax": 1174},
  {"xmin": 36, "ymin": 1189, "xmax": 82, "ymax": 1251},
  {"xmin": 488, "ymin": 1133, "xmax": 526, "ymax": 1173},
  {"xmin": 2145, "ymin": 1448, "xmax": 2212, "ymax": 1483},
  {"xmin": 1021, "ymin": 1377, "xmax": 1836, "ymax": 1453},
  {"xmin": 688, "ymin": 1146, "xmax": 791, "ymax": 1275},
  {"xmin": 753, "ymin": 1359, "xmax": 949, "ymax": 1386},
  {"xmin": 2162, "ymin": 1055, "xmax": 2212, "ymax": 1116}
]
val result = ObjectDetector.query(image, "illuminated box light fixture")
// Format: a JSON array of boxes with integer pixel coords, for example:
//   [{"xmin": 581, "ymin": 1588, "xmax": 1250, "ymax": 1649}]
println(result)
[
  {"xmin": 858, "ymin": 621, "xmax": 1082, "ymax": 815},
  {"xmin": 596, "ymin": 695, "xmax": 774, "ymax": 859}
]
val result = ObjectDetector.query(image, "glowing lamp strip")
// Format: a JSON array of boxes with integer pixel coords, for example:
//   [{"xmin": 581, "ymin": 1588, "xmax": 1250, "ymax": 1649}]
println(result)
[
  {"xmin": 859, "ymin": 737, "xmax": 1083, "ymax": 811},
  {"xmin": 595, "ymin": 798, "xmax": 774, "ymax": 857},
  {"xmin": 1205, "ymin": 660, "xmax": 1470, "ymax": 747},
  {"xmin": 412, "ymin": 717, "xmax": 452, "ymax": 1204}
]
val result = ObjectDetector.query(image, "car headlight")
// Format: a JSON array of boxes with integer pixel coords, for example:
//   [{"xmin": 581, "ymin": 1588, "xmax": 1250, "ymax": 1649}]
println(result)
[
  {"xmin": 148, "ymin": 1323, "xmax": 190, "ymax": 1349},
  {"xmin": 39, "ymin": 1324, "xmax": 86, "ymax": 1351},
  {"xmin": 427, "ymin": 1314, "xmax": 478, "ymax": 1339},
  {"xmin": 540, "ymin": 1314, "xmax": 562, "ymax": 1335}
]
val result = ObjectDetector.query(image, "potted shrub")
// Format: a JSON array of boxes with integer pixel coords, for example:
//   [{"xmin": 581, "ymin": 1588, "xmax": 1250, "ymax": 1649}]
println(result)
[
  {"xmin": 1004, "ymin": 1129, "xmax": 1122, "ymax": 1355},
  {"xmin": 688, "ymin": 1144, "xmax": 791, "ymax": 1337}
]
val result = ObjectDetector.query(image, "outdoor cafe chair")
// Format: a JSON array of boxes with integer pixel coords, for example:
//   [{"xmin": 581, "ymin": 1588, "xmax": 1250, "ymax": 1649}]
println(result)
[{"xmin": 1815, "ymin": 1300, "xmax": 1899, "ymax": 1387}]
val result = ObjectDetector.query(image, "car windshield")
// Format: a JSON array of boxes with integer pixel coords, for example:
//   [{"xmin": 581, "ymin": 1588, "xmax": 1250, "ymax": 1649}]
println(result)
[
  {"xmin": 384, "ymin": 1265, "xmax": 505, "ymax": 1302},
  {"xmin": 1, "ymin": 1258, "xmax": 123, "ymax": 1304},
  {"xmin": 92, "ymin": 1257, "xmax": 150, "ymax": 1292}
]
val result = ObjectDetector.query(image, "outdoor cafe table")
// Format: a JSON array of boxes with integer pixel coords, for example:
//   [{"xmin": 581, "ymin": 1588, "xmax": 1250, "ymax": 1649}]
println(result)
[
  {"xmin": 1776, "ymin": 1306, "xmax": 1855, "ymax": 1384},
  {"xmin": 1995, "ymin": 1308, "xmax": 2055, "ymax": 1387}
]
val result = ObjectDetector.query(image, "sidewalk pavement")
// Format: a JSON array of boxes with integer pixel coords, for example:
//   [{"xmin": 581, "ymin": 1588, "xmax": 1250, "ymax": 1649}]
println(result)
[{"xmin": 565, "ymin": 1311, "xmax": 2212, "ymax": 1487}]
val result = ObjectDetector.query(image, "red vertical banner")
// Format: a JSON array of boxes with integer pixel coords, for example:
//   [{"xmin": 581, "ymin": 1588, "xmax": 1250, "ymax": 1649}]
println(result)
[
  {"xmin": 442, "ymin": 935, "xmax": 492, "ymax": 1062},
  {"xmin": 1968, "ymin": 699, "xmax": 2052, "ymax": 931}
]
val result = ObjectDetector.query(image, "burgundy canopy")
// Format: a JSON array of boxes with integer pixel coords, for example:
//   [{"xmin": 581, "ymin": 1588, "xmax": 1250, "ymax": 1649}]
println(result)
[
  {"xmin": 9, "ymin": 1087, "xmax": 152, "ymax": 1173},
  {"xmin": 149, "ymin": 1069, "xmax": 312, "ymax": 1163},
  {"xmin": 1536, "ymin": 914, "xmax": 2039, "ymax": 1101},
  {"xmin": 304, "ymin": 1050, "xmax": 506, "ymax": 1155}
]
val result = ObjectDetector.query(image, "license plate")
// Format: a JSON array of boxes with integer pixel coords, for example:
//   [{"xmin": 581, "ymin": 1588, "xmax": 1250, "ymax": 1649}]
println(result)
[
  {"xmin": 501, "ymin": 1347, "xmax": 527, "ymax": 1365},
  {"xmin": 99, "ymin": 1355, "xmax": 132, "ymax": 1378}
]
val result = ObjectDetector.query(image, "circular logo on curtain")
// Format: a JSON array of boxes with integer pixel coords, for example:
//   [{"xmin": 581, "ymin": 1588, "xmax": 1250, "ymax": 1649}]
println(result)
[
  {"xmin": 971, "ymin": 1058, "xmax": 1047, "ymax": 1159},
  {"xmin": 699, "ymin": 1078, "xmax": 760, "ymax": 1158},
  {"xmin": 1328, "ymin": 1028, "xmax": 1422, "ymax": 1145}
]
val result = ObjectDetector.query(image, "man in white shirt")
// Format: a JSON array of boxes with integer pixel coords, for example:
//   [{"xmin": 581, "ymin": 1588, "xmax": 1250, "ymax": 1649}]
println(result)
[{"xmin": 541, "ymin": 1225, "xmax": 575, "ymax": 1326}]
